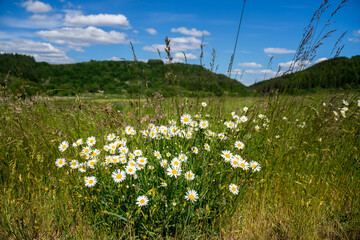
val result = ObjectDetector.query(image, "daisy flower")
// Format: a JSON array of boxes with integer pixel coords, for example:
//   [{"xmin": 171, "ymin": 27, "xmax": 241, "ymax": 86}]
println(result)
[
  {"xmin": 112, "ymin": 155, "xmax": 119, "ymax": 163},
  {"xmin": 169, "ymin": 119, "xmax": 176, "ymax": 125},
  {"xmin": 243, "ymin": 107, "xmax": 248, "ymax": 112},
  {"xmin": 230, "ymin": 158, "xmax": 240, "ymax": 168},
  {"xmin": 185, "ymin": 189, "xmax": 199, "ymax": 202},
  {"xmin": 166, "ymin": 152, "xmax": 171, "ymax": 158},
  {"xmin": 154, "ymin": 150, "xmax": 162, "ymax": 159},
  {"xmin": 239, "ymin": 160, "xmax": 249, "ymax": 170},
  {"xmin": 73, "ymin": 139, "xmax": 83, "ymax": 147},
  {"xmin": 55, "ymin": 158, "xmax": 66, "ymax": 168},
  {"xmin": 119, "ymin": 146, "xmax": 128, "ymax": 154},
  {"xmin": 58, "ymin": 141, "xmax": 69, "ymax": 152},
  {"xmin": 255, "ymin": 125, "xmax": 260, "ymax": 131},
  {"xmin": 78, "ymin": 163, "xmax": 86, "ymax": 172},
  {"xmin": 87, "ymin": 159, "xmax": 97, "ymax": 169},
  {"xmin": 112, "ymin": 169, "xmax": 126, "ymax": 183},
  {"xmin": 125, "ymin": 165, "xmax": 137, "ymax": 175},
  {"xmin": 178, "ymin": 153, "xmax": 188, "ymax": 162},
  {"xmin": 103, "ymin": 145, "xmax": 110, "ymax": 151},
  {"xmin": 105, "ymin": 155, "xmax": 113, "ymax": 164},
  {"xmin": 218, "ymin": 133, "xmax": 227, "ymax": 140},
  {"xmin": 250, "ymin": 161, "xmax": 261, "ymax": 171},
  {"xmin": 226, "ymin": 121, "xmax": 236, "ymax": 129},
  {"xmin": 82, "ymin": 146, "xmax": 92, "ymax": 155},
  {"xmin": 91, "ymin": 149, "xmax": 101, "ymax": 158},
  {"xmin": 160, "ymin": 182, "xmax": 167, "ymax": 187},
  {"xmin": 358, "ymin": 100, "xmax": 360, "ymax": 107},
  {"xmin": 229, "ymin": 184, "xmax": 239, "ymax": 195},
  {"xmin": 149, "ymin": 130, "xmax": 157, "ymax": 139},
  {"xmin": 137, "ymin": 157, "xmax": 148, "ymax": 165},
  {"xmin": 240, "ymin": 116, "xmax": 248, "ymax": 123},
  {"xmin": 128, "ymin": 160, "xmax": 137, "ymax": 168},
  {"xmin": 166, "ymin": 166, "xmax": 182, "ymax": 178},
  {"xmin": 180, "ymin": 114, "xmax": 192, "ymax": 125},
  {"xmin": 185, "ymin": 170, "xmax": 195, "ymax": 180},
  {"xmin": 343, "ymin": 99, "xmax": 349, "ymax": 106},
  {"xmin": 85, "ymin": 176, "xmax": 97, "ymax": 187},
  {"xmin": 136, "ymin": 195, "xmax": 149, "ymax": 207},
  {"xmin": 86, "ymin": 136, "xmax": 96, "ymax": 146},
  {"xmin": 204, "ymin": 143, "xmax": 210, "ymax": 152},
  {"xmin": 234, "ymin": 141, "xmax": 245, "ymax": 150},
  {"xmin": 221, "ymin": 150, "xmax": 232, "ymax": 162},
  {"xmin": 185, "ymin": 131, "xmax": 192, "ymax": 139},
  {"xmin": 128, "ymin": 153, "xmax": 135, "ymax": 161},
  {"xmin": 171, "ymin": 158, "xmax": 181, "ymax": 168},
  {"xmin": 160, "ymin": 160, "xmax": 168, "ymax": 168},
  {"xmin": 107, "ymin": 133, "xmax": 116, "ymax": 141},
  {"xmin": 201, "ymin": 102, "xmax": 207, "ymax": 107},
  {"xmin": 191, "ymin": 147, "xmax": 199, "ymax": 154},
  {"xmin": 199, "ymin": 120, "xmax": 209, "ymax": 129},
  {"xmin": 69, "ymin": 160, "xmax": 79, "ymax": 169}
]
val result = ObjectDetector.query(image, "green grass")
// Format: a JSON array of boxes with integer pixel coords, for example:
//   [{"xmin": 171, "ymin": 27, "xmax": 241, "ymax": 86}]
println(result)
[{"xmin": 0, "ymin": 89, "xmax": 359, "ymax": 239}]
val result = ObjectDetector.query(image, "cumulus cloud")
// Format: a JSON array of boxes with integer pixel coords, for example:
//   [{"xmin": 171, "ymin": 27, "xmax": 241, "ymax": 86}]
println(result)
[
  {"xmin": 264, "ymin": 47, "xmax": 296, "ymax": 54},
  {"xmin": 143, "ymin": 36, "xmax": 202, "ymax": 53},
  {"xmin": 172, "ymin": 52, "xmax": 197, "ymax": 63},
  {"xmin": 171, "ymin": 27, "xmax": 210, "ymax": 37},
  {"xmin": 64, "ymin": 13, "xmax": 131, "ymax": 28},
  {"xmin": 145, "ymin": 28, "xmax": 157, "ymax": 35},
  {"xmin": 314, "ymin": 57, "xmax": 328, "ymax": 64},
  {"xmin": 21, "ymin": 0, "xmax": 52, "ymax": 13},
  {"xmin": 278, "ymin": 60, "xmax": 311, "ymax": 69},
  {"xmin": 0, "ymin": 39, "xmax": 72, "ymax": 63},
  {"xmin": 36, "ymin": 26, "xmax": 128, "ymax": 51},
  {"xmin": 107, "ymin": 57, "xmax": 126, "ymax": 61},
  {"xmin": 238, "ymin": 62, "xmax": 262, "ymax": 68},
  {"xmin": 244, "ymin": 69, "xmax": 277, "ymax": 76}
]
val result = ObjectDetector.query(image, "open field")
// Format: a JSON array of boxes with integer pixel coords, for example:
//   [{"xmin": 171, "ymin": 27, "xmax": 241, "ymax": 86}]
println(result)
[{"xmin": 1, "ymin": 90, "xmax": 360, "ymax": 239}]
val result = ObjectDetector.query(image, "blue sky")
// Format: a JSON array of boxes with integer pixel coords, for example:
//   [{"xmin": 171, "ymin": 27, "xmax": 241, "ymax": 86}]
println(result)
[{"xmin": 0, "ymin": 0, "xmax": 359, "ymax": 85}]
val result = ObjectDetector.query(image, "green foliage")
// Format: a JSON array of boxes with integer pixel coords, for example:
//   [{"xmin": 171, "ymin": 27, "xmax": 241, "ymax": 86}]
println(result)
[{"xmin": 252, "ymin": 56, "xmax": 360, "ymax": 94}]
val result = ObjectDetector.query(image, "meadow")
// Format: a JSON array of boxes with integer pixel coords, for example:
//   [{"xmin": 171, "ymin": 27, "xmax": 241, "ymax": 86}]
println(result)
[{"xmin": 0, "ymin": 85, "xmax": 359, "ymax": 239}]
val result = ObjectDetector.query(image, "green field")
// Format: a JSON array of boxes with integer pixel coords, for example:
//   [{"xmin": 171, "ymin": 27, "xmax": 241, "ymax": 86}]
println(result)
[{"xmin": 1, "ymin": 89, "xmax": 359, "ymax": 239}]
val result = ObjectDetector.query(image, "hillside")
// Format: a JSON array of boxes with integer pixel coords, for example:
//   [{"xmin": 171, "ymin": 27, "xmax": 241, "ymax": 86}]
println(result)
[
  {"xmin": 0, "ymin": 54, "xmax": 252, "ymax": 97},
  {"xmin": 251, "ymin": 56, "xmax": 360, "ymax": 94}
]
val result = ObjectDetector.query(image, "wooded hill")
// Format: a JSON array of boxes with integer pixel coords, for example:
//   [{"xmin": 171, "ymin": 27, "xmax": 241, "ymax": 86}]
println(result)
[
  {"xmin": 0, "ymin": 54, "xmax": 252, "ymax": 97},
  {"xmin": 251, "ymin": 55, "xmax": 360, "ymax": 94}
]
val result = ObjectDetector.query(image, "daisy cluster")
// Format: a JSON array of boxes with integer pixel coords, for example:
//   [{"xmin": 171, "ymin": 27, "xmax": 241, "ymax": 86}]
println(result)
[{"xmin": 55, "ymin": 103, "xmax": 261, "ymax": 208}]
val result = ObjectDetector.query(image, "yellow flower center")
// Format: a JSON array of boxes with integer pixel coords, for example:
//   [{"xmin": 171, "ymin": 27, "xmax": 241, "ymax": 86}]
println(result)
[
  {"xmin": 89, "ymin": 180, "xmax": 94, "ymax": 184},
  {"xmin": 62, "ymin": 145, "xmax": 66, "ymax": 149},
  {"xmin": 184, "ymin": 117, "xmax": 189, "ymax": 122},
  {"xmin": 202, "ymin": 123, "xmax": 206, "ymax": 127},
  {"xmin": 59, "ymin": 160, "xmax": 63, "ymax": 165},
  {"xmin": 225, "ymin": 154, "xmax": 230, "ymax": 158},
  {"xmin": 90, "ymin": 162, "xmax": 95, "ymax": 166},
  {"xmin": 171, "ymin": 169, "xmax": 178, "ymax": 175},
  {"xmin": 241, "ymin": 163, "xmax": 246, "ymax": 168},
  {"xmin": 232, "ymin": 187, "xmax": 236, "ymax": 192},
  {"xmin": 72, "ymin": 162, "xmax": 76, "ymax": 166},
  {"xmin": 85, "ymin": 149, "xmax": 89, "ymax": 153},
  {"xmin": 188, "ymin": 174, "xmax": 192, "ymax": 178},
  {"xmin": 189, "ymin": 195, "xmax": 194, "ymax": 200},
  {"xmin": 116, "ymin": 174, "xmax": 122, "ymax": 179},
  {"xmin": 140, "ymin": 199, "xmax": 145, "ymax": 204},
  {"xmin": 130, "ymin": 162, "xmax": 135, "ymax": 166},
  {"xmin": 252, "ymin": 165, "xmax": 256, "ymax": 168}
]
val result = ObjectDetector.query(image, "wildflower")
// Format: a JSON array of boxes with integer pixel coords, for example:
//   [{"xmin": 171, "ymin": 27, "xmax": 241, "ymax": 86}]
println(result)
[
  {"xmin": 191, "ymin": 147, "xmax": 198, "ymax": 154},
  {"xmin": 125, "ymin": 126, "xmax": 136, "ymax": 135},
  {"xmin": 154, "ymin": 150, "xmax": 161, "ymax": 159},
  {"xmin": 107, "ymin": 133, "xmax": 116, "ymax": 141},
  {"xmin": 282, "ymin": 116, "xmax": 287, "ymax": 120},
  {"xmin": 125, "ymin": 165, "xmax": 136, "ymax": 175},
  {"xmin": 128, "ymin": 153, "xmax": 135, "ymax": 161},
  {"xmin": 230, "ymin": 158, "xmax": 240, "ymax": 168},
  {"xmin": 185, "ymin": 131, "xmax": 192, "ymax": 139},
  {"xmin": 134, "ymin": 149, "xmax": 142, "ymax": 157},
  {"xmin": 234, "ymin": 141, "xmax": 245, "ymax": 150},
  {"xmin": 73, "ymin": 139, "xmax": 82, "ymax": 147},
  {"xmin": 103, "ymin": 145, "xmax": 110, "ymax": 151},
  {"xmin": 185, "ymin": 189, "xmax": 199, "ymax": 202},
  {"xmin": 69, "ymin": 160, "xmax": 79, "ymax": 169},
  {"xmin": 91, "ymin": 149, "xmax": 100, "ymax": 158},
  {"xmin": 105, "ymin": 156, "xmax": 113, "ymax": 164},
  {"xmin": 231, "ymin": 112, "xmax": 235, "ymax": 116},
  {"xmin": 204, "ymin": 143, "xmax": 210, "ymax": 152},
  {"xmin": 78, "ymin": 163, "xmax": 86, "ymax": 172},
  {"xmin": 166, "ymin": 166, "xmax": 182, "ymax": 178},
  {"xmin": 243, "ymin": 107, "xmax": 248, "ymax": 112},
  {"xmin": 239, "ymin": 160, "xmax": 249, "ymax": 170},
  {"xmin": 112, "ymin": 169, "xmax": 126, "ymax": 183},
  {"xmin": 178, "ymin": 153, "xmax": 188, "ymax": 162},
  {"xmin": 137, "ymin": 157, "xmax": 147, "ymax": 165},
  {"xmin": 120, "ymin": 155, "xmax": 127, "ymax": 164},
  {"xmin": 358, "ymin": 100, "xmax": 360, "ymax": 107},
  {"xmin": 85, "ymin": 176, "xmax": 97, "ymax": 187},
  {"xmin": 201, "ymin": 102, "xmax": 207, "ymax": 107},
  {"xmin": 160, "ymin": 182, "xmax": 167, "ymax": 187},
  {"xmin": 225, "ymin": 121, "xmax": 236, "ymax": 129},
  {"xmin": 149, "ymin": 130, "xmax": 157, "ymax": 139},
  {"xmin": 148, "ymin": 165, "xmax": 154, "ymax": 170},
  {"xmin": 82, "ymin": 146, "xmax": 92, "ymax": 155},
  {"xmin": 171, "ymin": 158, "xmax": 181, "ymax": 168},
  {"xmin": 240, "ymin": 116, "xmax": 248, "ymax": 123},
  {"xmin": 255, "ymin": 125, "xmax": 260, "ymax": 131},
  {"xmin": 229, "ymin": 184, "xmax": 239, "ymax": 195},
  {"xmin": 55, "ymin": 158, "xmax": 66, "ymax": 168},
  {"xmin": 250, "ymin": 161, "xmax": 261, "ymax": 171},
  {"xmin": 221, "ymin": 150, "xmax": 232, "ymax": 162},
  {"xmin": 128, "ymin": 160, "xmax": 137, "ymax": 168},
  {"xmin": 169, "ymin": 119, "xmax": 176, "ymax": 125},
  {"xmin": 275, "ymin": 135, "xmax": 280, "ymax": 139},
  {"xmin": 166, "ymin": 152, "xmax": 171, "ymax": 158},
  {"xmin": 340, "ymin": 110, "xmax": 346, "ymax": 118},
  {"xmin": 343, "ymin": 100, "xmax": 349, "ymax": 106},
  {"xmin": 136, "ymin": 195, "xmax": 149, "ymax": 207},
  {"xmin": 86, "ymin": 136, "xmax": 96, "ymax": 146},
  {"xmin": 160, "ymin": 160, "xmax": 168, "ymax": 168},
  {"xmin": 58, "ymin": 141, "xmax": 69, "ymax": 152},
  {"xmin": 185, "ymin": 170, "xmax": 195, "ymax": 180},
  {"xmin": 87, "ymin": 159, "xmax": 97, "ymax": 169},
  {"xmin": 119, "ymin": 146, "xmax": 128, "ymax": 154},
  {"xmin": 180, "ymin": 114, "xmax": 192, "ymax": 125},
  {"xmin": 218, "ymin": 133, "xmax": 227, "ymax": 140}
]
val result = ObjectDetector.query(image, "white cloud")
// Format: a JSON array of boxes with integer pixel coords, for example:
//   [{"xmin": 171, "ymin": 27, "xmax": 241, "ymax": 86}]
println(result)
[
  {"xmin": 107, "ymin": 57, "xmax": 125, "ymax": 61},
  {"xmin": 133, "ymin": 30, "xmax": 139, "ymax": 34},
  {"xmin": 36, "ymin": 26, "xmax": 128, "ymax": 51},
  {"xmin": 238, "ymin": 62, "xmax": 262, "ymax": 68},
  {"xmin": 314, "ymin": 57, "xmax": 328, "ymax": 64},
  {"xmin": 244, "ymin": 69, "xmax": 277, "ymax": 76},
  {"xmin": 21, "ymin": 0, "xmax": 52, "ymax": 13},
  {"xmin": 278, "ymin": 60, "xmax": 311, "ymax": 69},
  {"xmin": 172, "ymin": 52, "xmax": 197, "ymax": 63},
  {"xmin": 64, "ymin": 13, "xmax": 131, "ymax": 28},
  {"xmin": 0, "ymin": 39, "xmax": 72, "ymax": 63},
  {"xmin": 145, "ymin": 28, "xmax": 157, "ymax": 35},
  {"xmin": 349, "ymin": 38, "xmax": 360, "ymax": 42},
  {"xmin": 264, "ymin": 48, "xmax": 296, "ymax": 54},
  {"xmin": 143, "ymin": 36, "xmax": 202, "ymax": 53},
  {"xmin": 171, "ymin": 27, "xmax": 210, "ymax": 37}
]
